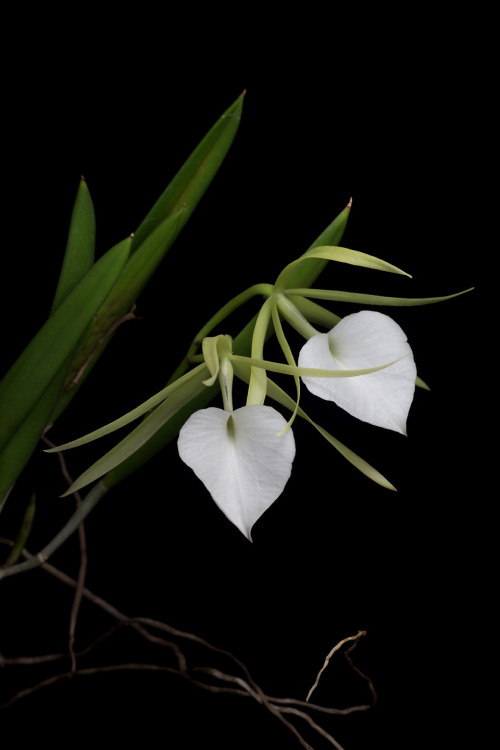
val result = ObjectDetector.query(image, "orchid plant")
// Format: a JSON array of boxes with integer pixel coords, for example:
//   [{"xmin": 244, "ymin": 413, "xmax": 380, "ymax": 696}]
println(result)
[
  {"xmin": 0, "ymin": 91, "xmax": 469, "ymax": 554},
  {"xmin": 45, "ymin": 236, "xmax": 469, "ymax": 541},
  {"xmin": 0, "ymin": 92, "xmax": 474, "ymax": 750}
]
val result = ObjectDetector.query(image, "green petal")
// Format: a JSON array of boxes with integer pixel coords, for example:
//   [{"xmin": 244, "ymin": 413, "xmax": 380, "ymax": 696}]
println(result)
[{"xmin": 276, "ymin": 245, "xmax": 411, "ymax": 291}]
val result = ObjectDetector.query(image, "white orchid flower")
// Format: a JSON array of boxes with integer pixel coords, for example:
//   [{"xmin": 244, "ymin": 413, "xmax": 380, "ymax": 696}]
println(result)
[
  {"xmin": 298, "ymin": 310, "xmax": 416, "ymax": 434},
  {"xmin": 177, "ymin": 334, "xmax": 295, "ymax": 541},
  {"xmin": 178, "ymin": 405, "xmax": 295, "ymax": 541}
]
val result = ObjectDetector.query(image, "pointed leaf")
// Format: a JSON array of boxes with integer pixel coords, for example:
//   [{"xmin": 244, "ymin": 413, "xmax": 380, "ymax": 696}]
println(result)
[
  {"xmin": 0, "ymin": 237, "xmax": 131, "ymax": 452},
  {"xmin": 51, "ymin": 94, "xmax": 245, "ymax": 422},
  {"xmin": 132, "ymin": 91, "xmax": 245, "ymax": 251},
  {"xmin": 0, "ymin": 364, "xmax": 68, "ymax": 502},
  {"xmin": 51, "ymin": 177, "xmax": 96, "ymax": 313}
]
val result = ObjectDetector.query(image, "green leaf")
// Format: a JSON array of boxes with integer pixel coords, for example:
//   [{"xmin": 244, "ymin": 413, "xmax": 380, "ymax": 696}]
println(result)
[
  {"xmin": 0, "ymin": 364, "xmax": 67, "ymax": 502},
  {"xmin": 131, "ymin": 91, "xmax": 245, "ymax": 251},
  {"xmin": 0, "ymin": 237, "xmax": 131, "ymax": 453},
  {"xmin": 0, "ymin": 181, "xmax": 97, "ymax": 501},
  {"xmin": 51, "ymin": 177, "xmax": 96, "ymax": 313},
  {"xmin": 54, "ymin": 212, "xmax": 183, "ymax": 412},
  {"xmin": 283, "ymin": 202, "xmax": 352, "ymax": 291},
  {"xmin": 51, "ymin": 93, "xmax": 245, "ymax": 421}
]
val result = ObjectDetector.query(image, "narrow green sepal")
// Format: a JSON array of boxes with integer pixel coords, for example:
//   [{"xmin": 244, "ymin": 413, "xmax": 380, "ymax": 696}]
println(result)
[
  {"xmin": 284, "ymin": 287, "xmax": 473, "ymax": 307},
  {"xmin": 61, "ymin": 374, "xmax": 207, "ymax": 496},
  {"xmin": 276, "ymin": 246, "xmax": 411, "ymax": 292},
  {"xmin": 232, "ymin": 361, "xmax": 396, "ymax": 490},
  {"xmin": 45, "ymin": 364, "xmax": 209, "ymax": 452}
]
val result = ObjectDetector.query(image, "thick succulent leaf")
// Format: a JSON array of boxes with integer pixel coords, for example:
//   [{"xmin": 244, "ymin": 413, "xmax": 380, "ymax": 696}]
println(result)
[
  {"xmin": 299, "ymin": 311, "xmax": 416, "ymax": 434},
  {"xmin": 0, "ymin": 238, "xmax": 131, "ymax": 453},
  {"xmin": 178, "ymin": 405, "xmax": 296, "ymax": 540}
]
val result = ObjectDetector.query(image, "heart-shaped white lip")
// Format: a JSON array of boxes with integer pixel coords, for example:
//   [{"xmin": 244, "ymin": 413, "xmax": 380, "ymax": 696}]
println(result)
[
  {"xmin": 178, "ymin": 404, "xmax": 296, "ymax": 540},
  {"xmin": 299, "ymin": 311, "xmax": 416, "ymax": 434}
]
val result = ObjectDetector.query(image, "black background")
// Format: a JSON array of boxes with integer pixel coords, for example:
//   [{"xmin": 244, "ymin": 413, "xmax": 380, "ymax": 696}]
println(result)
[{"xmin": 1, "ymin": 17, "xmax": 490, "ymax": 750}]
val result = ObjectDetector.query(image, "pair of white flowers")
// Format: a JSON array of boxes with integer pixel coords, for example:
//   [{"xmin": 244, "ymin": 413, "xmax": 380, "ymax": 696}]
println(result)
[
  {"xmin": 49, "ymin": 240, "xmax": 464, "ymax": 540},
  {"xmin": 178, "ymin": 310, "xmax": 416, "ymax": 540}
]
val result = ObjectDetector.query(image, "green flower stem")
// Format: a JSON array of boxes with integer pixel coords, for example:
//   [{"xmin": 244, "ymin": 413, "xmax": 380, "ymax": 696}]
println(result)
[
  {"xmin": 246, "ymin": 297, "xmax": 273, "ymax": 406},
  {"xmin": 275, "ymin": 293, "xmax": 319, "ymax": 340},
  {"xmin": 188, "ymin": 284, "xmax": 273, "ymax": 359},
  {"xmin": 0, "ymin": 482, "xmax": 108, "ymax": 580},
  {"xmin": 167, "ymin": 283, "xmax": 273, "ymax": 385},
  {"xmin": 270, "ymin": 296, "xmax": 301, "ymax": 430}
]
